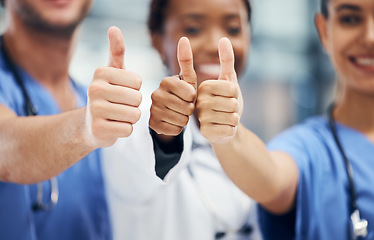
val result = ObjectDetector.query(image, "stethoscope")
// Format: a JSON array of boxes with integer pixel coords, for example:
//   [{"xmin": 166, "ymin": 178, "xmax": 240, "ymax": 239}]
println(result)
[
  {"xmin": 0, "ymin": 35, "xmax": 59, "ymax": 211},
  {"xmin": 328, "ymin": 103, "xmax": 368, "ymax": 239}
]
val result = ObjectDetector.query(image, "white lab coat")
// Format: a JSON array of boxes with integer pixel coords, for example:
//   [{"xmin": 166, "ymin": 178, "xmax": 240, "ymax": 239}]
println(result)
[{"xmin": 102, "ymin": 100, "xmax": 262, "ymax": 240}]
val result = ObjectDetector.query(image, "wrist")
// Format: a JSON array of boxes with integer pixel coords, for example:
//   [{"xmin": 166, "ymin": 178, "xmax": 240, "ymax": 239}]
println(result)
[
  {"xmin": 210, "ymin": 123, "xmax": 244, "ymax": 148},
  {"xmin": 81, "ymin": 107, "xmax": 101, "ymax": 150}
]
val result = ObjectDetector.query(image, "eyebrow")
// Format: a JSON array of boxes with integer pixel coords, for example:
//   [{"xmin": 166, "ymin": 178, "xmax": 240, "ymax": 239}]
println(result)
[
  {"xmin": 335, "ymin": 4, "xmax": 362, "ymax": 12},
  {"xmin": 180, "ymin": 13, "xmax": 242, "ymax": 22},
  {"xmin": 224, "ymin": 14, "xmax": 241, "ymax": 21},
  {"xmin": 180, "ymin": 14, "xmax": 205, "ymax": 21}
]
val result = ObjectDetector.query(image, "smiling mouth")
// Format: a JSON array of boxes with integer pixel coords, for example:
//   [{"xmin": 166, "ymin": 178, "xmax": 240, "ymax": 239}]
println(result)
[
  {"xmin": 196, "ymin": 64, "xmax": 221, "ymax": 78},
  {"xmin": 351, "ymin": 57, "xmax": 374, "ymax": 68}
]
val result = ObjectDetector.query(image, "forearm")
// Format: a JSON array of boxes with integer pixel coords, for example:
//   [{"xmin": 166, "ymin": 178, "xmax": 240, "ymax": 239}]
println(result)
[
  {"xmin": 211, "ymin": 124, "xmax": 298, "ymax": 214},
  {"xmin": 0, "ymin": 108, "xmax": 95, "ymax": 184}
]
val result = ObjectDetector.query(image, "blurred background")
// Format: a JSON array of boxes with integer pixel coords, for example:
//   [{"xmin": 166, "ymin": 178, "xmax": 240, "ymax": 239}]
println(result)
[{"xmin": 0, "ymin": 0, "xmax": 336, "ymax": 142}]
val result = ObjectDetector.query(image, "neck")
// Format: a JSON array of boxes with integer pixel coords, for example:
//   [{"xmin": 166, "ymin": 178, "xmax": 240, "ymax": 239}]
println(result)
[
  {"xmin": 3, "ymin": 14, "xmax": 79, "ymax": 86},
  {"xmin": 334, "ymin": 86, "xmax": 374, "ymax": 140}
]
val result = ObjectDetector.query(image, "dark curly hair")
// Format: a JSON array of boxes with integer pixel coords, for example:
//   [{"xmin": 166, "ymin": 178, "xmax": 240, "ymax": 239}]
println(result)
[
  {"xmin": 321, "ymin": 0, "xmax": 328, "ymax": 18},
  {"xmin": 147, "ymin": 0, "xmax": 251, "ymax": 35}
]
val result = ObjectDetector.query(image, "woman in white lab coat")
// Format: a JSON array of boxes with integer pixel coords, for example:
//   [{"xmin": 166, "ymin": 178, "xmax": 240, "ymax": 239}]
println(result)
[{"xmin": 103, "ymin": 0, "xmax": 262, "ymax": 239}]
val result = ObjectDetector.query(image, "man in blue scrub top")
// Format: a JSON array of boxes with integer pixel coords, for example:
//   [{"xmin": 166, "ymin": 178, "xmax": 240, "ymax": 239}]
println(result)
[{"xmin": 0, "ymin": 0, "xmax": 143, "ymax": 239}]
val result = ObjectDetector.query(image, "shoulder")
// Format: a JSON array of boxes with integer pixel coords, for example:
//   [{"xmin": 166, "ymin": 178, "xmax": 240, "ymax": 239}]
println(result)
[
  {"xmin": 267, "ymin": 116, "xmax": 334, "ymax": 171},
  {"xmin": 268, "ymin": 116, "xmax": 330, "ymax": 151}
]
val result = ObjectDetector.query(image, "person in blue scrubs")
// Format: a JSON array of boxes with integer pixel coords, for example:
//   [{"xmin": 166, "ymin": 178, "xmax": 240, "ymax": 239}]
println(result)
[
  {"xmin": 0, "ymin": 0, "xmax": 142, "ymax": 239},
  {"xmin": 193, "ymin": 0, "xmax": 374, "ymax": 239}
]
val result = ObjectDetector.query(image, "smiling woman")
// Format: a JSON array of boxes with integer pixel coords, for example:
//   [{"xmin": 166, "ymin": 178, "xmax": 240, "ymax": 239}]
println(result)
[{"xmin": 148, "ymin": 0, "xmax": 251, "ymax": 87}]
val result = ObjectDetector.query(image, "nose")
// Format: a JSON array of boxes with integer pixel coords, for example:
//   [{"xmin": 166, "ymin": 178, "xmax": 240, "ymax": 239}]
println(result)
[
  {"xmin": 204, "ymin": 28, "xmax": 225, "ymax": 55},
  {"xmin": 362, "ymin": 17, "xmax": 374, "ymax": 47}
]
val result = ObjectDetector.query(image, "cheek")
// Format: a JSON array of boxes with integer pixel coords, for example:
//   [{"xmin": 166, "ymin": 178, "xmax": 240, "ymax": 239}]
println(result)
[
  {"xmin": 233, "ymin": 43, "xmax": 249, "ymax": 74},
  {"xmin": 162, "ymin": 39, "xmax": 180, "ymax": 75},
  {"xmin": 328, "ymin": 28, "xmax": 356, "ymax": 71}
]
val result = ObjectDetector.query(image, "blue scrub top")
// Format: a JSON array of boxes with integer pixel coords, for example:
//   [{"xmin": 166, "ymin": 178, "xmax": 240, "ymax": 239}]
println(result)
[
  {"xmin": 258, "ymin": 116, "xmax": 374, "ymax": 240},
  {"xmin": 0, "ymin": 51, "xmax": 112, "ymax": 240}
]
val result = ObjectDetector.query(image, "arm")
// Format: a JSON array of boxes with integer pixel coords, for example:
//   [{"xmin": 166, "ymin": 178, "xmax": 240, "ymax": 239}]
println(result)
[
  {"xmin": 211, "ymin": 125, "xmax": 298, "ymax": 214},
  {"xmin": 197, "ymin": 38, "xmax": 299, "ymax": 214},
  {"xmin": 0, "ymin": 106, "xmax": 93, "ymax": 184},
  {"xmin": 149, "ymin": 37, "xmax": 197, "ymax": 175},
  {"xmin": 0, "ymin": 26, "xmax": 142, "ymax": 184}
]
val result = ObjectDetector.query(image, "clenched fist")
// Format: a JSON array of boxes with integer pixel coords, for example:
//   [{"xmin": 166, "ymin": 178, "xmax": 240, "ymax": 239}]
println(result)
[
  {"xmin": 196, "ymin": 38, "xmax": 243, "ymax": 144},
  {"xmin": 149, "ymin": 37, "xmax": 197, "ymax": 136},
  {"xmin": 85, "ymin": 26, "xmax": 142, "ymax": 148}
]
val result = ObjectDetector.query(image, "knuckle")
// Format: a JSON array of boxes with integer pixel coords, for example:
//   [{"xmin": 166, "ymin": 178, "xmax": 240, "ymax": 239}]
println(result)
[
  {"xmin": 170, "ymin": 125, "xmax": 184, "ymax": 135},
  {"xmin": 121, "ymin": 124, "xmax": 133, "ymax": 138},
  {"xmin": 196, "ymin": 97, "xmax": 210, "ymax": 111},
  {"xmin": 176, "ymin": 127, "xmax": 184, "ymax": 135},
  {"xmin": 89, "ymin": 101, "xmax": 104, "ymax": 117},
  {"xmin": 134, "ymin": 73, "xmax": 143, "ymax": 90},
  {"xmin": 134, "ymin": 91, "xmax": 142, "ymax": 106},
  {"xmin": 231, "ymin": 113, "xmax": 240, "ymax": 126},
  {"xmin": 151, "ymin": 90, "xmax": 164, "ymax": 104},
  {"xmin": 156, "ymin": 123, "xmax": 169, "ymax": 135},
  {"xmin": 93, "ymin": 67, "xmax": 107, "ymax": 79},
  {"xmin": 186, "ymin": 86, "xmax": 197, "ymax": 102},
  {"xmin": 227, "ymin": 83, "xmax": 237, "ymax": 96},
  {"xmin": 133, "ymin": 108, "xmax": 141, "ymax": 123},
  {"xmin": 87, "ymin": 82, "xmax": 103, "ymax": 98},
  {"xmin": 160, "ymin": 77, "xmax": 172, "ymax": 88},
  {"xmin": 223, "ymin": 125, "xmax": 235, "ymax": 137},
  {"xmin": 181, "ymin": 115, "xmax": 190, "ymax": 126},
  {"xmin": 159, "ymin": 121, "xmax": 182, "ymax": 136},
  {"xmin": 150, "ymin": 105, "xmax": 163, "ymax": 119},
  {"xmin": 198, "ymin": 81, "xmax": 210, "ymax": 93},
  {"xmin": 148, "ymin": 118, "xmax": 159, "ymax": 132},
  {"xmin": 151, "ymin": 91, "xmax": 158, "ymax": 102},
  {"xmin": 197, "ymin": 112, "xmax": 208, "ymax": 124},
  {"xmin": 123, "ymin": 70, "xmax": 142, "ymax": 90},
  {"xmin": 149, "ymin": 105, "xmax": 156, "ymax": 116},
  {"xmin": 112, "ymin": 48, "xmax": 125, "ymax": 59},
  {"xmin": 231, "ymin": 98, "xmax": 239, "ymax": 112},
  {"xmin": 186, "ymin": 103, "xmax": 195, "ymax": 116}
]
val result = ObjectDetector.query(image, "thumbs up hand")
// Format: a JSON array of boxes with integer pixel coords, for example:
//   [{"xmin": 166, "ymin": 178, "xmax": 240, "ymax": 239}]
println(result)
[
  {"xmin": 85, "ymin": 26, "xmax": 142, "ymax": 148},
  {"xmin": 196, "ymin": 38, "xmax": 243, "ymax": 144},
  {"xmin": 149, "ymin": 37, "xmax": 197, "ymax": 136}
]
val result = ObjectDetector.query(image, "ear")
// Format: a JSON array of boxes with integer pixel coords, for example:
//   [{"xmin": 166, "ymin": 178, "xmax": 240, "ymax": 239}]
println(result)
[
  {"xmin": 315, "ymin": 13, "xmax": 329, "ymax": 52},
  {"xmin": 151, "ymin": 33, "xmax": 166, "ymax": 63}
]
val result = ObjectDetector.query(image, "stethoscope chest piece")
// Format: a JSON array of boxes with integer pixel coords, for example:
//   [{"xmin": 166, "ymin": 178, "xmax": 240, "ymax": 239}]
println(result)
[{"xmin": 351, "ymin": 209, "xmax": 368, "ymax": 239}]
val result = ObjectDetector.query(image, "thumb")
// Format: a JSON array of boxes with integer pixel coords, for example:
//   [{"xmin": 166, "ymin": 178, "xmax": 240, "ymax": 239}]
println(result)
[
  {"xmin": 108, "ymin": 26, "xmax": 126, "ymax": 69},
  {"xmin": 218, "ymin": 37, "xmax": 237, "ymax": 82},
  {"xmin": 177, "ymin": 37, "xmax": 197, "ymax": 89}
]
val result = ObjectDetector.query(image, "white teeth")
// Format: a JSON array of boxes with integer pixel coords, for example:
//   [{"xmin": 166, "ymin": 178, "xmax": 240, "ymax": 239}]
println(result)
[
  {"xmin": 356, "ymin": 58, "xmax": 374, "ymax": 66},
  {"xmin": 198, "ymin": 64, "xmax": 221, "ymax": 75}
]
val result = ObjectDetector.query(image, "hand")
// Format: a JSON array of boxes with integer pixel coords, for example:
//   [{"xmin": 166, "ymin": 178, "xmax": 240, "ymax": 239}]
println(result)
[
  {"xmin": 85, "ymin": 26, "xmax": 142, "ymax": 148},
  {"xmin": 196, "ymin": 38, "xmax": 243, "ymax": 144},
  {"xmin": 149, "ymin": 37, "xmax": 197, "ymax": 136}
]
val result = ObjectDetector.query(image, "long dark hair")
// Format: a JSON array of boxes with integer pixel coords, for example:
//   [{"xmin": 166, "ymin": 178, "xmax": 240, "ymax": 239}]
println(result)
[
  {"xmin": 321, "ymin": 0, "xmax": 328, "ymax": 18},
  {"xmin": 147, "ymin": 0, "xmax": 251, "ymax": 35}
]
